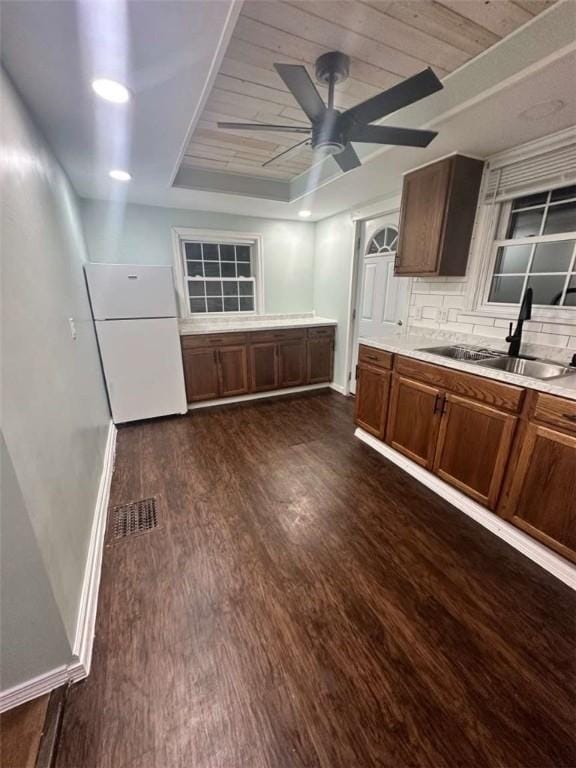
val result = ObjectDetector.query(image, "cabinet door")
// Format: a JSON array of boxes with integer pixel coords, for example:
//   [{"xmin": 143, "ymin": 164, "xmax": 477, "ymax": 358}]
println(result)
[
  {"xmin": 182, "ymin": 348, "xmax": 219, "ymax": 403},
  {"xmin": 502, "ymin": 424, "xmax": 576, "ymax": 562},
  {"xmin": 278, "ymin": 340, "xmax": 306, "ymax": 387},
  {"xmin": 218, "ymin": 345, "xmax": 249, "ymax": 397},
  {"xmin": 354, "ymin": 364, "xmax": 391, "ymax": 438},
  {"xmin": 249, "ymin": 342, "xmax": 278, "ymax": 392},
  {"xmin": 386, "ymin": 376, "xmax": 442, "ymax": 468},
  {"xmin": 307, "ymin": 338, "xmax": 334, "ymax": 384},
  {"xmin": 433, "ymin": 394, "xmax": 517, "ymax": 509},
  {"xmin": 395, "ymin": 159, "xmax": 451, "ymax": 275}
]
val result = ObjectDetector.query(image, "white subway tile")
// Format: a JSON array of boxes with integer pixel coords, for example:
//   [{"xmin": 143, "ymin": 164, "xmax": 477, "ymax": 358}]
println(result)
[
  {"xmin": 440, "ymin": 321, "xmax": 475, "ymax": 333},
  {"xmin": 522, "ymin": 331, "xmax": 569, "ymax": 347},
  {"xmin": 541, "ymin": 322, "xmax": 576, "ymax": 336},
  {"xmin": 414, "ymin": 293, "xmax": 443, "ymax": 307},
  {"xmin": 422, "ymin": 307, "xmax": 439, "ymax": 320},
  {"xmin": 473, "ymin": 325, "xmax": 506, "ymax": 338},
  {"xmin": 458, "ymin": 314, "xmax": 494, "ymax": 327},
  {"xmin": 442, "ymin": 295, "xmax": 466, "ymax": 309}
]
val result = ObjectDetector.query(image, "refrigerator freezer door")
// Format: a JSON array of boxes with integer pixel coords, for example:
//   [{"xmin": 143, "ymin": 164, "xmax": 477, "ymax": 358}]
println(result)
[
  {"xmin": 85, "ymin": 264, "xmax": 177, "ymax": 319},
  {"xmin": 96, "ymin": 318, "xmax": 187, "ymax": 423}
]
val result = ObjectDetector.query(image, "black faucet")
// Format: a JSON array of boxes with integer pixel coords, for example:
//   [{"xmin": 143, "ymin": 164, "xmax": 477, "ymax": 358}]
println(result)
[{"xmin": 506, "ymin": 287, "xmax": 533, "ymax": 357}]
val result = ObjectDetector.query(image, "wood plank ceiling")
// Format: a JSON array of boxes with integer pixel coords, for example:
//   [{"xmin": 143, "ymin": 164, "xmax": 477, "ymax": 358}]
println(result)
[{"xmin": 182, "ymin": 0, "xmax": 557, "ymax": 181}]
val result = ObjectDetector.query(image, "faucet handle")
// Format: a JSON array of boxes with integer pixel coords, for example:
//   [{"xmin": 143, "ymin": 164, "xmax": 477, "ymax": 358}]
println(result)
[{"xmin": 505, "ymin": 321, "xmax": 514, "ymax": 341}]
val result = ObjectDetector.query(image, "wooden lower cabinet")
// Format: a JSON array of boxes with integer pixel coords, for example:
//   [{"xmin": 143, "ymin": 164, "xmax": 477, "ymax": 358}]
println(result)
[
  {"xmin": 278, "ymin": 340, "xmax": 306, "ymax": 387},
  {"xmin": 182, "ymin": 348, "xmax": 219, "ymax": 402},
  {"xmin": 433, "ymin": 394, "xmax": 517, "ymax": 509},
  {"xmin": 355, "ymin": 364, "xmax": 391, "ymax": 438},
  {"xmin": 501, "ymin": 423, "xmax": 576, "ymax": 562},
  {"xmin": 218, "ymin": 346, "xmax": 249, "ymax": 397},
  {"xmin": 307, "ymin": 338, "xmax": 334, "ymax": 384},
  {"xmin": 386, "ymin": 376, "xmax": 441, "ymax": 469},
  {"xmin": 249, "ymin": 342, "xmax": 278, "ymax": 392}
]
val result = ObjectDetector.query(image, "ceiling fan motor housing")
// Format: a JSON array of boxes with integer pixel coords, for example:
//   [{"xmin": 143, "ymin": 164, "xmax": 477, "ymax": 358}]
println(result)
[{"xmin": 315, "ymin": 51, "xmax": 351, "ymax": 85}]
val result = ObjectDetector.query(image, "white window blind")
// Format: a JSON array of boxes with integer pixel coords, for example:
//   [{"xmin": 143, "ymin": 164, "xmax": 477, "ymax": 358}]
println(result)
[{"xmin": 484, "ymin": 140, "xmax": 576, "ymax": 202}]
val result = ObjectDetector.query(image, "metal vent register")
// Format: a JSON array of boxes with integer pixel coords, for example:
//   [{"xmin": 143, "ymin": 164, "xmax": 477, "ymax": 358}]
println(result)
[{"xmin": 111, "ymin": 497, "xmax": 158, "ymax": 540}]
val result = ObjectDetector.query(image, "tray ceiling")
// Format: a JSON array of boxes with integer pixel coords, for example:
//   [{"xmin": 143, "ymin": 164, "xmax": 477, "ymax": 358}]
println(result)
[{"xmin": 181, "ymin": 0, "xmax": 557, "ymax": 182}]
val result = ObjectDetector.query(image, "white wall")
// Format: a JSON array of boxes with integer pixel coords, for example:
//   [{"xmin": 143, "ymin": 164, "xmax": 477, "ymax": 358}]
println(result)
[
  {"xmin": 80, "ymin": 200, "xmax": 316, "ymax": 315},
  {"xmin": 1, "ymin": 68, "xmax": 110, "ymax": 689},
  {"xmin": 313, "ymin": 211, "xmax": 356, "ymax": 390}
]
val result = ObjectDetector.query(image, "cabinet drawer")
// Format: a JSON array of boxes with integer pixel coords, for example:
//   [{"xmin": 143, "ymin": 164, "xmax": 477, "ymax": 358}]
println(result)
[
  {"xmin": 307, "ymin": 326, "xmax": 335, "ymax": 339},
  {"xmin": 358, "ymin": 345, "xmax": 392, "ymax": 370},
  {"xmin": 249, "ymin": 328, "xmax": 306, "ymax": 343},
  {"xmin": 181, "ymin": 332, "xmax": 247, "ymax": 349},
  {"xmin": 533, "ymin": 393, "xmax": 576, "ymax": 434},
  {"xmin": 394, "ymin": 356, "xmax": 524, "ymax": 413}
]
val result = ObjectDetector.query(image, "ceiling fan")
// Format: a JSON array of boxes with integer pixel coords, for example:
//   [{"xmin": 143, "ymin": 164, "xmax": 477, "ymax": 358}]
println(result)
[{"xmin": 217, "ymin": 52, "xmax": 443, "ymax": 172}]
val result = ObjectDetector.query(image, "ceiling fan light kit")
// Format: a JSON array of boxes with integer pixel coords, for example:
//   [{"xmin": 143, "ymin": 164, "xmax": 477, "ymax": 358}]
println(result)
[{"xmin": 217, "ymin": 52, "xmax": 443, "ymax": 173}]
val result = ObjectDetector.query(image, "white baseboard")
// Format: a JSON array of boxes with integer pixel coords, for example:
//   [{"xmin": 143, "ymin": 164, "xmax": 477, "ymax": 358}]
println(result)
[
  {"xmin": 187, "ymin": 383, "xmax": 330, "ymax": 410},
  {"xmin": 355, "ymin": 428, "xmax": 576, "ymax": 591},
  {"xmin": 329, "ymin": 382, "xmax": 346, "ymax": 395},
  {"xmin": 0, "ymin": 420, "xmax": 117, "ymax": 713}
]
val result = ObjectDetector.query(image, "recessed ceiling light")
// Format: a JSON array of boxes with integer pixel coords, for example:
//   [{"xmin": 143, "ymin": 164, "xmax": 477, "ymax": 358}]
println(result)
[
  {"xmin": 299, "ymin": 210, "xmax": 312, "ymax": 218},
  {"xmin": 519, "ymin": 99, "xmax": 565, "ymax": 121},
  {"xmin": 92, "ymin": 78, "xmax": 131, "ymax": 104},
  {"xmin": 109, "ymin": 169, "xmax": 131, "ymax": 182}
]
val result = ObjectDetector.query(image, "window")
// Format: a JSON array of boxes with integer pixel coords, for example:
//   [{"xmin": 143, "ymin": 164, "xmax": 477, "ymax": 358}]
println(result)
[
  {"xmin": 487, "ymin": 184, "xmax": 576, "ymax": 308},
  {"xmin": 366, "ymin": 225, "xmax": 398, "ymax": 255},
  {"xmin": 182, "ymin": 239, "xmax": 256, "ymax": 314}
]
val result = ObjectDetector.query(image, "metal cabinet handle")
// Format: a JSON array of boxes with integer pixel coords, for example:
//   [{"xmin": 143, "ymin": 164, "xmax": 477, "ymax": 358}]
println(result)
[{"xmin": 562, "ymin": 413, "xmax": 576, "ymax": 422}]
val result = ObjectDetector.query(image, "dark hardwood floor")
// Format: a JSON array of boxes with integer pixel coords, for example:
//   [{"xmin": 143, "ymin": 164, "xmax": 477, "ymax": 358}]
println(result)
[{"xmin": 55, "ymin": 392, "xmax": 575, "ymax": 768}]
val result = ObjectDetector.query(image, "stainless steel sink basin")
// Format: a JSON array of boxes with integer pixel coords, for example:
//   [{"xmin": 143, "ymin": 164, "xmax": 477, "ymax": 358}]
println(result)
[
  {"xmin": 418, "ymin": 345, "xmax": 504, "ymax": 362},
  {"xmin": 475, "ymin": 356, "xmax": 575, "ymax": 380}
]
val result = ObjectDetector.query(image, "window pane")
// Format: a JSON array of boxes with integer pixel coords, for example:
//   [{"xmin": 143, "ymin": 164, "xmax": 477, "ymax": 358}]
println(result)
[
  {"xmin": 367, "ymin": 239, "xmax": 378, "ymax": 254},
  {"xmin": 221, "ymin": 261, "xmax": 236, "ymax": 278},
  {"xmin": 204, "ymin": 262, "xmax": 220, "ymax": 278},
  {"xmin": 206, "ymin": 281, "xmax": 222, "ymax": 297},
  {"xmin": 494, "ymin": 244, "xmax": 532, "ymax": 274},
  {"xmin": 489, "ymin": 275, "xmax": 524, "ymax": 303},
  {"xmin": 187, "ymin": 261, "xmax": 203, "ymax": 277},
  {"xmin": 185, "ymin": 242, "xmax": 201, "ymax": 259},
  {"xmin": 531, "ymin": 240, "xmax": 575, "ymax": 273},
  {"xmin": 543, "ymin": 202, "xmax": 576, "ymax": 235},
  {"xmin": 507, "ymin": 209, "xmax": 543, "ymax": 239},
  {"xmin": 551, "ymin": 184, "xmax": 576, "ymax": 202},
  {"xmin": 239, "ymin": 281, "xmax": 254, "ymax": 296},
  {"xmin": 206, "ymin": 297, "xmax": 223, "ymax": 312},
  {"xmin": 203, "ymin": 244, "xmax": 219, "ymax": 260},
  {"xmin": 222, "ymin": 281, "xmax": 238, "ymax": 296},
  {"xmin": 188, "ymin": 281, "xmax": 205, "ymax": 297},
  {"xmin": 223, "ymin": 297, "xmax": 239, "ymax": 312},
  {"xmin": 512, "ymin": 191, "xmax": 548, "ymax": 210},
  {"xmin": 239, "ymin": 296, "xmax": 254, "ymax": 312},
  {"xmin": 236, "ymin": 245, "xmax": 251, "ymax": 262},
  {"xmin": 189, "ymin": 298, "xmax": 206, "ymax": 313},
  {"xmin": 237, "ymin": 263, "xmax": 251, "ymax": 278},
  {"xmin": 526, "ymin": 275, "xmax": 566, "ymax": 305},
  {"xmin": 564, "ymin": 275, "xmax": 576, "ymax": 306},
  {"xmin": 220, "ymin": 244, "xmax": 235, "ymax": 260}
]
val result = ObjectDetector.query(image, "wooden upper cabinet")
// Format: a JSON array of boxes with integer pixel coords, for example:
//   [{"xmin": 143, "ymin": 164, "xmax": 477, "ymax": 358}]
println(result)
[
  {"xmin": 355, "ymin": 364, "xmax": 391, "ymax": 438},
  {"xmin": 395, "ymin": 154, "xmax": 484, "ymax": 276},
  {"xmin": 501, "ymin": 423, "xmax": 576, "ymax": 562},
  {"xmin": 182, "ymin": 347, "xmax": 219, "ymax": 402},
  {"xmin": 218, "ymin": 345, "xmax": 248, "ymax": 398},
  {"xmin": 386, "ymin": 375, "xmax": 442, "ymax": 469},
  {"xmin": 278, "ymin": 340, "xmax": 306, "ymax": 387},
  {"xmin": 249, "ymin": 342, "xmax": 278, "ymax": 392},
  {"xmin": 433, "ymin": 394, "xmax": 517, "ymax": 509}
]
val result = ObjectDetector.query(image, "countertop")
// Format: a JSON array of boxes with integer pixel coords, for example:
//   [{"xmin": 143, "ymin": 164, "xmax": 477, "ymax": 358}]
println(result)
[
  {"xmin": 180, "ymin": 314, "xmax": 337, "ymax": 336},
  {"xmin": 359, "ymin": 333, "xmax": 576, "ymax": 401}
]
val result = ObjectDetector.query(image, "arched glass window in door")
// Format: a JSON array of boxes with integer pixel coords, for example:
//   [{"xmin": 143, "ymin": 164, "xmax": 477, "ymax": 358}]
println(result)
[{"xmin": 366, "ymin": 225, "xmax": 398, "ymax": 255}]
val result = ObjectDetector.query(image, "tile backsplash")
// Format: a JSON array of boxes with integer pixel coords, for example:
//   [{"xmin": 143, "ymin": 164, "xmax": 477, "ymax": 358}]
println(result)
[{"xmin": 407, "ymin": 276, "xmax": 576, "ymax": 358}]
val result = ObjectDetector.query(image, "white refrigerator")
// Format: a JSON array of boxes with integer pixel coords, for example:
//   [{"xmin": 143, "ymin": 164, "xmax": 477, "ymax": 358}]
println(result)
[{"xmin": 85, "ymin": 263, "xmax": 187, "ymax": 424}]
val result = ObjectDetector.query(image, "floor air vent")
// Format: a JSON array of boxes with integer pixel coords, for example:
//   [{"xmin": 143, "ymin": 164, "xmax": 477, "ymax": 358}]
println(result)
[{"xmin": 111, "ymin": 497, "xmax": 158, "ymax": 540}]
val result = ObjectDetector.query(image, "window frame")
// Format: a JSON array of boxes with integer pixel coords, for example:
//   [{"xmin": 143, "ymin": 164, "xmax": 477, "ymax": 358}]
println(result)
[
  {"xmin": 471, "ymin": 187, "xmax": 576, "ymax": 322},
  {"xmin": 171, "ymin": 227, "xmax": 264, "ymax": 320}
]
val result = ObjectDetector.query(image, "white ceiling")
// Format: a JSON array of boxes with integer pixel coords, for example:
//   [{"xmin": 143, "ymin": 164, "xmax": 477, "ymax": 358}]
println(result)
[{"xmin": 1, "ymin": 0, "xmax": 575, "ymax": 222}]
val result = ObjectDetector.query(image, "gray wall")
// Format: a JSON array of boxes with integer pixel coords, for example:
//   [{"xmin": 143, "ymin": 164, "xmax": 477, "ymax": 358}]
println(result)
[
  {"xmin": 1, "ymin": 68, "xmax": 110, "ymax": 688},
  {"xmin": 80, "ymin": 200, "xmax": 316, "ymax": 315}
]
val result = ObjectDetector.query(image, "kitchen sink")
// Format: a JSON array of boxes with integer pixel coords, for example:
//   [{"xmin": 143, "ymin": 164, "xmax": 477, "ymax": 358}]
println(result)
[
  {"xmin": 417, "ymin": 345, "xmax": 504, "ymax": 362},
  {"xmin": 475, "ymin": 356, "xmax": 575, "ymax": 380}
]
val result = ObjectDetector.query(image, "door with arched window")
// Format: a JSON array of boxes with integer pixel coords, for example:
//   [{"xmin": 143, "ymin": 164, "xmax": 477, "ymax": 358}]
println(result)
[{"xmin": 350, "ymin": 213, "xmax": 410, "ymax": 393}]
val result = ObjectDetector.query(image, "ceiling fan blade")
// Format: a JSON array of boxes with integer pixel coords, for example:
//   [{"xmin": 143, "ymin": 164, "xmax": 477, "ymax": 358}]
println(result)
[
  {"xmin": 347, "ymin": 124, "xmax": 438, "ymax": 148},
  {"xmin": 342, "ymin": 68, "xmax": 443, "ymax": 127},
  {"xmin": 217, "ymin": 122, "xmax": 310, "ymax": 133},
  {"xmin": 334, "ymin": 143, "xmax": 361, "ymax": 172},
  {"xmin": 262, "ymin": 138, "xmax": 310, "ymax": 168},
  {"xmin": 274, "ymin": 64, "xmax": 326, "ymax": 122}
]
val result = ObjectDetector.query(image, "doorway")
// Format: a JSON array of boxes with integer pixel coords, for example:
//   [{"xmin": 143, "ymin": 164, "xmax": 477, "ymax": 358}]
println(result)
[{"xmin": 349, "ymin": 212, "xmax": 410, "ymax": 394}]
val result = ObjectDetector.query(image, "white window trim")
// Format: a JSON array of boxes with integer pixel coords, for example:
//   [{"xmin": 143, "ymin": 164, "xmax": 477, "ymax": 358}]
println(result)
[
  {"xmin": 466, "ymin": 162, "xmax": 576, "ymax": 324},
  {"xmin": 171, "ymin": 227, "xmax": 265, "ymax": 319}
]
